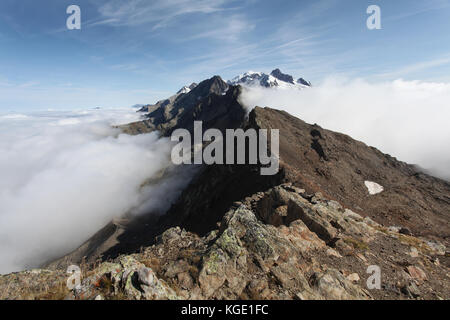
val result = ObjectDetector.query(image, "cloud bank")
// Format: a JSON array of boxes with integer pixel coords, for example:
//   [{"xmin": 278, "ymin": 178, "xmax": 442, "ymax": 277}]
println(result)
[
  {"xmin": 239, "ymin": 78, "xmax": 450, "ymax": 181},
  {"xmin": 0, "ymin": 108, "xmax": 191, "ymax": 274}
]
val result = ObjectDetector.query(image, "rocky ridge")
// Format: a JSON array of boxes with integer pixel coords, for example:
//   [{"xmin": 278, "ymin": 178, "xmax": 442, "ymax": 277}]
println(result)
[
  {"xmin": 1, "ymin": 184, "xmax": 447, "ymax": 300},
  {"xmin": 122, "ymin": 76, "xmax": 233, "ymax": 136}
]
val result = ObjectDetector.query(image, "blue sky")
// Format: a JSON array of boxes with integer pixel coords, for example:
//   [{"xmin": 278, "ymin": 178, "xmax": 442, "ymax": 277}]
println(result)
[{"xmin": 1, "ymin": 0, "xmax": 450, "ymax": 110}]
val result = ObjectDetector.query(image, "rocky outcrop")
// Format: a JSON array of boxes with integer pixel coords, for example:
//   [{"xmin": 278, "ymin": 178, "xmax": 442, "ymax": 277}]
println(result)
[
  {"xmin": 270, "ymin": 68, "xmax": 295, "ymax": 84},
  {"xmin": 297, "ymin": 78, "xmax": 311, "ymax": 86},
  {"xmin": 2, "ymin": 185, "xmax": 447, "ymax": 300}
]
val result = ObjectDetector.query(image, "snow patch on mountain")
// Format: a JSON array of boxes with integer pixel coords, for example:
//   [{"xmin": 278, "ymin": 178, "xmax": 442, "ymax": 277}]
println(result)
[
  {"xmin": 364, "ymin": 181, "xmax": 384, "ymax": 195},
  {"xmin": 177, "ymin": 83, "xmax": 198, "ymax": 95}
]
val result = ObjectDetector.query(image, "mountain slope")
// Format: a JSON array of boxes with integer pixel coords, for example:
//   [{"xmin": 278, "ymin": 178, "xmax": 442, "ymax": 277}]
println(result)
[
  {"xmin": 137, "ymin": 83, "xmax": 198, "ymax": 113},
  {"xmin": 251, "ymin": 107, "xmax": 450, "ymax": 243},
  {"xmin": 122, "ymin": 76, "xmax": 232, "ymax": 136},
  {"xmin": 145, "ymin": 105, "xmax": 450, "ymax": 251},
  {"xmin": 3, "ymin": 184, "xmax": 448, "ymax": 300}
]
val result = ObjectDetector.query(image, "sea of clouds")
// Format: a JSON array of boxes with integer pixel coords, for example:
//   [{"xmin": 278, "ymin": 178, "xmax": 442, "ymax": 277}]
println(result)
[
  {"xmin": 240, "ymin": 77, "xmax": 450, "ymax": 181},
  {"xmin": 0, "ymin": 108, "xmax": 194, "ymax": 274}
]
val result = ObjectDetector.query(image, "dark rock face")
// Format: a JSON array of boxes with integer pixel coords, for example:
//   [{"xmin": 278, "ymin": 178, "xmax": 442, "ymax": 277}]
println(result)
[
  {"xmin": 260, "ymin": 74, "xmax": 275, "ymax": 87},
  {"xmin": 121, "ymin": 76, "xmax": 232, "ymax": 136},
  {"xmin": 270, "ymin": 68, "xmax": 295, "ymax": 84},
  {"xmin": 137, "ymin": 105, "xmax": 151, "ymax": 113},
  {"xmin": 159, "ymin": 163, "xmax": 284, "ymax": 237},
  {"xmin": 297, "ymin": 77, "xmax": 312, "ymax": 86}
]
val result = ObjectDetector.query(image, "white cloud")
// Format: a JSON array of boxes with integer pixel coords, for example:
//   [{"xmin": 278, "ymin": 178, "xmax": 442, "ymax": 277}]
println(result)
[
  {"xmin": 239, "ymin": 77, "xmax": 450, "ymax": 181},
  {"xmin": 0, "ymin": 108, "xmax": 193, "ymax": 274}
]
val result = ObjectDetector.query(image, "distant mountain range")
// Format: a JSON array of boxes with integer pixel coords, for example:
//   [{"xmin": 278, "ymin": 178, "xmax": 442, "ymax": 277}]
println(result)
[
  {"xmin": 137, "ymin": 69, "xmax": 310, "ymax": 113},
  {"xmin": 228, "ymin": 68, "xmax": 311, "ymax": 89}
]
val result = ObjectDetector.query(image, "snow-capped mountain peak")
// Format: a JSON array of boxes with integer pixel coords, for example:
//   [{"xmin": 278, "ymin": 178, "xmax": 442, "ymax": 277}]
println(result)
[
  {"xmin": 228, "ymin": 69, "xmax": 311, "ymax": 89},
  {"xmin": 228, "ymin": 71, "xmax": 264, "ymax": 85},
  {"xmin": 177, "ymin": 86, "xmax": 192, "ymax": 94},
  {"xmin": 177, "ymin": 82, "xmax": 198, "ymax": 95}
]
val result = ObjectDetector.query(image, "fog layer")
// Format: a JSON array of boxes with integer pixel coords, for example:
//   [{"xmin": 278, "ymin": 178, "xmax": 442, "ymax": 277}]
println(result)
[{"xmin": 0, "ymin": 108, "xmax": 188, "ymax": 274}]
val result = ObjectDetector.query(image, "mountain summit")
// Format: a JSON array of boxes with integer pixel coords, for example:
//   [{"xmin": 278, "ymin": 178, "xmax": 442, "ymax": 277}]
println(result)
[
  {"xmin": 228, "ymin": 69, "xmax": 311, "ymax": 89},
  {"xmin": 270, "ymin": 68, "xmax": 295, "ymax": 84},
  {"xmin": 138, "ymin": 69, "xmax": 309, "ymax": 114},
  {"xmin": 177, "ymin": 82, "xmax": 198, "ymax": 95}
]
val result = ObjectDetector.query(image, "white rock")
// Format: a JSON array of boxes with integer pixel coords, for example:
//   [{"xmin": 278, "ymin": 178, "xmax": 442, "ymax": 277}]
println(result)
[
  {"xmin": 138, "ymin": 267, "xmax": 155, "ymax": 286},
  {"xmin": 326, "ymin": 248, "xmax": 343, "ymax": 258},
  {"xmin": 347, "ymin": 273, "xmax": 360, "ymax": 282},
  {"xmin": 410, "ymin": 247, "xmax": 419, "ymax": 258},
  {"xmin": 388, "ymin": 226, "xmax": 401, "ymax": 233},
  {"xmin": 364, "ymin": 181, "xmax": 384, "ymax": 195}
]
